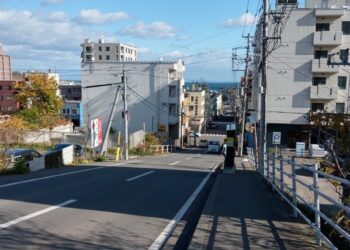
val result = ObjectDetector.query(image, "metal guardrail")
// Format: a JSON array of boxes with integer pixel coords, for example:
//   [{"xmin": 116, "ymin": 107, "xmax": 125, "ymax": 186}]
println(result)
[
  {"xmin": 247, "ymin": 147, "xmax": 350, "ymax": 249},
  {"xmin": 150, "ymin": 145, "xmax": 175, "ymax": 154}
]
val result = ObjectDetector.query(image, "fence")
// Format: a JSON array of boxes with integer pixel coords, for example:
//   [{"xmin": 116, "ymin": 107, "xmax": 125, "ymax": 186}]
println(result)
[
  {"xmin": 150, "ymin": 145, "xmax": 176, "ymax": 154},
  {"xmin": 247, "ymin": 147, "xmax": 350, "ymax": 249}
]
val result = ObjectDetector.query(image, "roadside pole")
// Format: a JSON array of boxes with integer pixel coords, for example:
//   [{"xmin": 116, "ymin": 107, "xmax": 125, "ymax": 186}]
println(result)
[
  {"xmin": 123, "ymin": 69, "xmax": 129, "ymax": 160},
  {"xmin": 224, "ymin": 123, "xmax": 236, "ymax": 174}
]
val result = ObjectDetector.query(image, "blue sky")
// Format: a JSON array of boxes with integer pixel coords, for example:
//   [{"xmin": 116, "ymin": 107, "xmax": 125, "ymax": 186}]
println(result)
[{"xmin": 0, "ymin": 0, "xmax": 275, "ymax": 82}]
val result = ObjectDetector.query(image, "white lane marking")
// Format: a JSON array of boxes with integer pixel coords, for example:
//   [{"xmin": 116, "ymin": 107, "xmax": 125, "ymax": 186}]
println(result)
[
  {"xmin": 0, "ymin": 199, "xmax": 77, "ymax": 229},
  {"xmin": 185, "ymin": 158, "xmax": 191, "ymax": 160},
  {"xmin": 126, "ymin": 171, "xmax": 155, "ymax": 182},
  {"xmin": 0, "ymin": 162, "xmax": 136, "ymax": 189},
  {"xmin": 169, "ymin": 161, "xmax": 180, "ymax": 166},
  {"xmin": 129, "ymin": 156, "xmax": 138, "ymax": 159},
  {"xmin": 0, "ymin": 167, "xmax": 107, "ymax": 189},
  {"xmin": 149, "ymin": 164, "xmax": 219, "ymax": 250}
]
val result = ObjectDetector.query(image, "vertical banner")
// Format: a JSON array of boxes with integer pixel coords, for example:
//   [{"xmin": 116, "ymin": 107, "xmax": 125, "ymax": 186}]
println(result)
[{"xmin": 91, "ymin": 118, "xmax": 102, "ymax": 148}]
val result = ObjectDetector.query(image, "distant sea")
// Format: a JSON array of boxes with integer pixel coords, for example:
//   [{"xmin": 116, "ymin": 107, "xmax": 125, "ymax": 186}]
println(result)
[{"xmin": 185, "ymin": 81, "xmax": 238, "ymax": 91}]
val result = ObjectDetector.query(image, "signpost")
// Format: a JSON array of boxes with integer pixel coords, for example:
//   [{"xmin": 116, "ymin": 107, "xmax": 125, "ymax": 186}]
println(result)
[
  {"xmin": 224, "ymin": 123, "xmax": 236, "ymax": 174},
  {"xmin": 272, "ymin": 131, "xmax": 281, "ymax": 155}
]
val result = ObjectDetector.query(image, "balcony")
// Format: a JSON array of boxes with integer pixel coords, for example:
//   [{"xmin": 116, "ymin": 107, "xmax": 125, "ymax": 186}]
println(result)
[
  {"xmin": 168, "ymin": 96, "xmax": 177, "ymax": 104},
  {"xmin": 168, "ymin": 115, "xmax": 179, "ymax": 125},
  {"xmin": 313, "ymin": 31, "xmax": 342, "ymax": 46},
  {"xmin": 311, "ymin": 58, "xmax": 339, "ymax": 73},
  {"xmin": 315, "ymin": 9, "xmax": 344, "ymax": 17},
  {"xmin": 310, "ymin": 85, "xmax": 338, "ymax": 100}
]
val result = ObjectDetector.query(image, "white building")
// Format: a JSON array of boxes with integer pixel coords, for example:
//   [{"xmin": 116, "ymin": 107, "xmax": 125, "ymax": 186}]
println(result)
[
  {"xmin": 81, "ymin": 60, "xmax": 185, "ymax": 145},
  {"xmin": 252, "ymin": 0, "xmax": 350, "ymax": 146},
  {"xmin": 81, "ymin": 38, "xmax": 137, "ymax": 63},
  {"xmin": 184, "ymin": 89, "xmax": 206, "ymax": 133}
]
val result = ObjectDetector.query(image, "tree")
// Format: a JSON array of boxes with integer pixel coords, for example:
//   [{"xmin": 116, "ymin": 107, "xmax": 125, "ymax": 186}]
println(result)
[{"xmin": 14, "ymin": 73, "xmax": 63, "ymax": 128}]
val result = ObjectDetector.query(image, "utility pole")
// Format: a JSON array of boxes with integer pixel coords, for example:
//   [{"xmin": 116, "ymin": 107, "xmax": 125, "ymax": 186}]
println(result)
[
  {"xmin": 258, "ymin": 0, "xmax": 268, "ymax": 173},
  {"xmin": 123, "ymin": 69, "xmax": 129, "ymax": 160},
  {"xmin": 239, "ymin": 33, "xmax": 250, "ymax": 157}
]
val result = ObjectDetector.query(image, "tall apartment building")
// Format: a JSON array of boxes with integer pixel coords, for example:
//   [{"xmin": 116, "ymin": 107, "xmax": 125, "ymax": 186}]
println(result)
[
  {"xmin": 184, "ymin": 85, "xmax": 206, "ymax": 133},
  {"xmin": 251, "ymin": 0, "xmax": 350, "ymax": 147},
  {"xmin": 0, "ymin": 45, "xmax": 12, "ymax": 80},
  {"xmin": 81, "ymin": 60, "xmax": 185, "ymax": 145},
  {"xmin": 81, "ymin": 38, "xmax": 137, "ymax": 63}
]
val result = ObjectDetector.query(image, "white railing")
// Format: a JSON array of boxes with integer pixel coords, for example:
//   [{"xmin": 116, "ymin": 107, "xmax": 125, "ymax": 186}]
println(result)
[
  {"xmin": 247, "ymin": 147, "xmax": 350, "ymax": 249},
  {"xmin": 150, "ymin": 145, "xmax": 175, "ymax": 154}
]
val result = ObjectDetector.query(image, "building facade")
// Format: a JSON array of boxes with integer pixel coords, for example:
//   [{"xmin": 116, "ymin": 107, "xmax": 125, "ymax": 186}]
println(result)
[
  {"xmin": 0, "ymin": 45, "xmax": 11, "ymax": 81},
  {"xmin": 252, "ymin": 0, "xmax": 350, "ymax": 146},
  {"xmin": 81, "ymin": 60, "xmax": 185, "ymax": 145},
  {"xmin": 81, "ymin": 39, "xmax": 137, "ymax": 63},
  {"xmin": 184, "ymin": 89, "xmax": 206, "ymax": 133}
]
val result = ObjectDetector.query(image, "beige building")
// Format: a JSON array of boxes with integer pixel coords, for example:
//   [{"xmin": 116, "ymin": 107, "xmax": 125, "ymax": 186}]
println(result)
[
  {"xmin": 0, "ymin": 45, "xmax": 12, "ymax": 80},
  {"xmin": 184, "ymin": 89, "xmax": 206, "ymax": 133},
  {"xmin": 81, "ymin": 38, "xmax": 137, "ymax": 63}
]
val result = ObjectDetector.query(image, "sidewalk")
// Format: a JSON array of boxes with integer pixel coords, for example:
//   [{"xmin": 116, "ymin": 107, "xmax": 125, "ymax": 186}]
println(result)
[{"xmin": 189, "ymin": 157, "xmax": 322, "ymax": 250}]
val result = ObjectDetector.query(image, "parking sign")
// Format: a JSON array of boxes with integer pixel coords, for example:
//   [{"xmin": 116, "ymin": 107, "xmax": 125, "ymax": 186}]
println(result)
[{"xmin": 272, "ymin": 132, "xmax": 281, "ymax": 145}]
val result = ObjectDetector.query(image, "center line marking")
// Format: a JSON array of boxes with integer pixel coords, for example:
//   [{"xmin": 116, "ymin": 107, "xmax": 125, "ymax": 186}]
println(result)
[
  {"xmin": 126, "ymin": 171, "xmax": 154, "ymax": 182},
  {"xmin": 169, "ymin": 161, "xmax": 180, "ymax": 166},
  {"xmin": 0, "ymin": 199, "xmax": 77, "ymax": 229}
]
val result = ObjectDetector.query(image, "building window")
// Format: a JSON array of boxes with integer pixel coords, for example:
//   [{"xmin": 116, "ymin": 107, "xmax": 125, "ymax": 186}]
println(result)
[
  {"xmin": 7, "ymin": 106, "xmax": 13, "ymax": 111},
  {"xmin": 66, "ymin": 109, "xmax": 70, "ymax": 114},
  {"xmin": 169, "ymin": 104, "xmax": 176, "ymax": 114},
  {"xmin": 99, "ymin": 55, "xmax": 102, "ymax": 60},
  {"xmin": 189, "ymin": 105, "xmax": 194, "ymax": 111},
  {"xmin": 0, "ymin": 96, "xmax": 3, "ymax": 101},
  {"xmin": 106, "ymin": 46, "xmax": 110, "ymax": 51},
  {"xmin": 86, "ymin": 46, "xmax": 92, "ymax": 53},
  {"xmin": 7, "ymin": 85, "xmax": 12, "ymax": 90},
  {"xmin": 106, "ymin": 55, "xmax": 110, "ymax": 60},
  {"xmin": 121, "ymin": 46, "xmax": 124, "ymax": 52},
  {"xmin": 340, "ymin": 49, "xmax": 349, "ymax": 63},
  {"xmin": 311, "ymin": 103, "xmax": 324, "ymax": 112},
  {"xmin": 99, "ymin": 46, "xmax": 102, "ymax": 51},
  {"xmin": 191, "ymin": 96, "xmax": 194, "ymax": 102},
  {"xmin": 169, "ymin": 86, "xmax": 176, "ymax": 97},
  {"xmin": 71, "ymin": 108, "xmax": 78, "ymax": 115},
  {"xmin": 336, "ymin": 103, "xmax": 345, "ymax": 113},
  {"xmin": 342, "ymin": 21, "xmax": 350, "ymax": 35},
  {"xmin": 6, "ymin": 95, "xmax": 13, "ymax": 101},
  {"xmin": 314, "ymin": 50, "xmax": 328, "ymax": 59},
  {"xmin": 312, "ymin": 77, "xmax": 326, "ymax": 86},
  {"xmin": 316, "ymin": 23, "xmax": 330, "ymax": 31},
  {"xmin": 338, "ymin": 76, "xmax": 347, "ymax": 89},
  {"xmin": 0, "ymin": 85, "xmax": 2, "ymax": 90},
  {"xmin": 61, "ymin": 109, "xmax": 66, "ymax": 114},
  {"xmin": 86, "ymin": 55, "xmax": 92, "ymax": 61}
]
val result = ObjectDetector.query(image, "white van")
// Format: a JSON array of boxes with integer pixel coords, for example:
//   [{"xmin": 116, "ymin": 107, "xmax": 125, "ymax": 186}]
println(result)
[{"xmin": 207, "ymin": 140, "xmax": 221, "ymax": 153}]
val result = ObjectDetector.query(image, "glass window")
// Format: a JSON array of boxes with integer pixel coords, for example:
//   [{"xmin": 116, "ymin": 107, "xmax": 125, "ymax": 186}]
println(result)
[
  {"xmin": 106, "ymin": 55, "xmax": 110, "ymax": 60},
  {"xmin": 189, "ymin": 106, "xmax": 194, "ymax": 111},
  {"xmin": 7, "ymin": 85, "xmax": 12, "ymax": 90},
  {"xmin": 316, "ymin": 23, "xmax": 330, "ymax": 31},
  {"xmin": 0, "ymin": 96, "xmax": 3, "ymax": 100},
  {"xmin": 6, "ymin": 95, "xmax": 13, "ymax": 101},
  {"xmin": 340, "ymin": 49, "xmax": 349, "ymax": 63},
  {"xmin": 311, "ymin": 103, "xmax": 324, "ymax": 112},
  {"xmin": 98, "ymin": 46, "xmax": 102, "ymax": 51},
  {"xmin": 342, "ymin": 21, "xmax": 350, "ymax": 35},
  {"xmin": 338, "ymin": 76, "xmax": 347, "ymax": 89},
  {"xmin": 106, "ymin": 46, "xmax": 110, "ymax": 51},
  {"xmin": 99, "ymin": 55, "xmax": 102, "ymax": 60},
  {"xmin": 314, "ymin": 50, "xmax": 328, "ymax": 59},
  {"xmin": 312, "ymin": 77, "xmax": 326, "ymax": 86},
  {"xmin": 71, "ymin": 108, "xmax": 78, "ymax": 115},
  {"xmin": 7, "ymin": 105, "xmax": 13, "ymax": 111},
  {"xmin": 336, "ymin": 103, "xmax": 345, "ymax": 113}
]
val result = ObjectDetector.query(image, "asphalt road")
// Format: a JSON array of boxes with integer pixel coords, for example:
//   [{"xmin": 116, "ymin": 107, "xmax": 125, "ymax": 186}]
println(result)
[{"xmin": 0, "ymin": 152, "xmax": 223, "ymax": 249}]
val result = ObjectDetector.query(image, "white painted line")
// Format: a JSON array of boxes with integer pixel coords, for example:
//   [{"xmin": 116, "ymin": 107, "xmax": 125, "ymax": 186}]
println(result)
[
  {"xmin": 169, "ymin": 161, "xmax": 180, "ymax": 166},
  {"xmin": 0, "ymin": 167, "xmax": 107, "ymax": 189},
  {"xmin": 129, "ymin": 156, "xmax": 138, "ymax": 159},
  {"xmin": 185, "ymin": 158, "xmax": 191, "ymax": 160},
  {"xmin": 149, "ymin": 164, "xmax": 219, "ymax": 250},
  {"xmin": 126, "ymin": 171, "xmax": 155, "ymax": 182},
  {"xmin": 0, "ymin": 199, "xmax": 77, "ymax": 229}
]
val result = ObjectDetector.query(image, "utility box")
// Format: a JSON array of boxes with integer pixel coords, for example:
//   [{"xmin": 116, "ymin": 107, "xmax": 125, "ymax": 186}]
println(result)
[{"xmin": 296, "ymin": 142, "xmax": 305, "ymax": 157}]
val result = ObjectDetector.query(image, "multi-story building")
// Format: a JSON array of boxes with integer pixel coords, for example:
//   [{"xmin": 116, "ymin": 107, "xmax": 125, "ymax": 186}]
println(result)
[
  {"xmin": 81, "ymin": 60, "xmax": 185, "ymax": 145},
  {"xmin": 81, "ymin": 38, "xmax": 137, "ymax": 63},
  {"xmin": 184, "ymin": 86, "xmax": 206, "ymax": 133},
  {"xmin": 252, "ymin": 0, "xmax": 350, "ymax": 147},
  {"xmin": 0, "ymin": 45, "xmax": 11, "ymax": 81},
  {"xmin": 59, "ymin": 80, "xmax": 83, "ymax": 127}
]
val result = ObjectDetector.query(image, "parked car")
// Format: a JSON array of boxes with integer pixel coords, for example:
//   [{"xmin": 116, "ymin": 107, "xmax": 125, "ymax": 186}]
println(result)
[
  {"xmin": 53, "ymin": 143, "xmax": 83, "ymax": 156},
  {"xmin": 5, "ymin": 148, "xmax": 42, "ymax": 167},
  {"xmin": 199, "ymin": 139, "xmax": 209, "ymax": 148},
  {"xmin": 207, "ymin": 140, "xmax": 221, "ymax": 153},
  {"xmin": 189, "ymin": 131, "xmax": 201, "ymax": 137}
]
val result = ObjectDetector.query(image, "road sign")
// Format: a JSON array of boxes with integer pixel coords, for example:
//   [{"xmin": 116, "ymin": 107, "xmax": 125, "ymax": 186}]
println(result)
[{"xmin": 272, "ymin": 132, "xmax": 281, "ymax": 145}]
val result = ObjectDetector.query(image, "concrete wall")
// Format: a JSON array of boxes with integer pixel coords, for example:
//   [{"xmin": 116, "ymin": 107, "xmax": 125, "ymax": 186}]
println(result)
[{"xmin": 81, "ymin": 61, "xmax": 185, "ymax": 144}]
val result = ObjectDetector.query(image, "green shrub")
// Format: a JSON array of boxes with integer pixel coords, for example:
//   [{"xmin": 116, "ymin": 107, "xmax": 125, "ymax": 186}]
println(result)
[
  {"xmin": 14, "ymin": 159, "xmax": 29, "ymax": 174},
  {"xmin": 45, "ymin": 151, "xmax": 62, "ymax": 168},
  {"xmin": 94, "ymin": 155, "xmax": 107, "ymax": 162}
]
